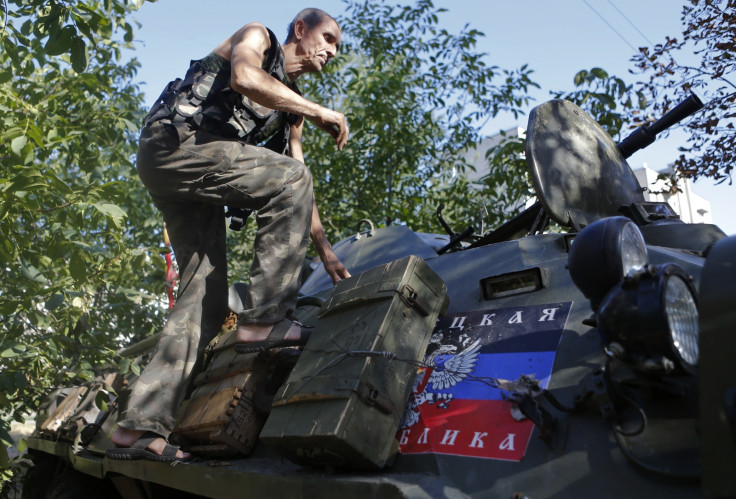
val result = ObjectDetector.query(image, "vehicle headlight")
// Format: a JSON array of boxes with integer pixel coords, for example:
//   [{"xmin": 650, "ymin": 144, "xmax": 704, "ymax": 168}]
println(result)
[
  {"xmin": 598, "ymin": 263, "xmax": 699, "ymax": 374},
  {"xmin": 665, "ymin": 274, "xmax": 699, "ymax": 367},
  {"xmin": 568, "ymin": 216, "xmax": 648, "ymax": 310}
]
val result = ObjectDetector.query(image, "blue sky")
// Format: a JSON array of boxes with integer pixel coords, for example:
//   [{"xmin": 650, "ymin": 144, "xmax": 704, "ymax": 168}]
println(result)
[{"xmin": 128, "ymin": 0, "xmax": 734, "ymax": 235}]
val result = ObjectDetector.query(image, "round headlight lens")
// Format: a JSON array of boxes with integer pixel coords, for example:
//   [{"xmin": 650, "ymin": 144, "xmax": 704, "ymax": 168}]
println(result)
[
  {"xmin": 665, "ymin": 275, "xmax": 699, "ymax": 368},
  {"xmin": 620, "ymin": 221, "xmax": 648, "ymax": 275},
  {"xmin": 568, "ymin": 216, "xmax": 649, "ymax": 310},
  {"xmin": 597, "ymin": 263, "xmax": 699, "ymax": 375}
]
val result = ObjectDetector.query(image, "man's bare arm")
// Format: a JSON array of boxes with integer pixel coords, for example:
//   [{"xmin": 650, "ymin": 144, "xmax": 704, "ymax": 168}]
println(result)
[{"xmin": 290, "ymin": 122, "xmax": 350, "ymax": 283}]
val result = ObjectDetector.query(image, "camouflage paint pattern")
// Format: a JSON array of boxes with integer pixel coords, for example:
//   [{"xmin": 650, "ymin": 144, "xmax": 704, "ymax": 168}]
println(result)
[{"xmin": 118, "ymin": 120, "xmax": 312, "ymax": 436}]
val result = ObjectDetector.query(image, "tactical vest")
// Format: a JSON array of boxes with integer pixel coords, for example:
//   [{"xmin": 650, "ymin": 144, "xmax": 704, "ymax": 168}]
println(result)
[{"xmin": 144, "ymin": 28, "xmax": 300, "ymax": 154}]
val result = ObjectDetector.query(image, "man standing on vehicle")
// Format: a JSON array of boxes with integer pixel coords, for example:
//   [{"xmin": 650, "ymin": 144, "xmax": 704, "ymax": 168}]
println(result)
[{"xmin": 107, "ymin": 8, "xmax": 350, "ymax": 461}]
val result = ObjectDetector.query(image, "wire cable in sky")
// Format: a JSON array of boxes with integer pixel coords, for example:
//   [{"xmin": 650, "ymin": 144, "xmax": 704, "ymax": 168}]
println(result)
[
  {"xmin": 606, "ymin": 0, "xmax": 656, "ymax": 47},
  {"xmin": 581, "ymin": 0, "xmax": 638, "ymax": 52}
]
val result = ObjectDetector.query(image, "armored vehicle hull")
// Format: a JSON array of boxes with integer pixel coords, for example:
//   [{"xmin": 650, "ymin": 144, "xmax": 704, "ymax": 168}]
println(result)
[{"xmin": 24, "ymin": 98, "xmax": 735, "ymax": 498}]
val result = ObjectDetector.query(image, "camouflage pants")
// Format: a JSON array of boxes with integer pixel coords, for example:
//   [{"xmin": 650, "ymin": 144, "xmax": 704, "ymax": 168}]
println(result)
[{"xmin": 118, "ymin": 120, "xmax": 313, "ymax": 437}]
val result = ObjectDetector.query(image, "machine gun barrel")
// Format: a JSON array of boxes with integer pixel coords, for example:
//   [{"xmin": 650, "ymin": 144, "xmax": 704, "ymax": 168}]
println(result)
[{"xmin": 617, "ymin": 93, "xmax": 703, "ymax": 159}]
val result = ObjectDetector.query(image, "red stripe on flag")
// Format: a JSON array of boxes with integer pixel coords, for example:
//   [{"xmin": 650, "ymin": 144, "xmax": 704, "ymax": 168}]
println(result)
[{"xmin": 398, "ymin": 399, "xmax": 534, "ymax": 461}]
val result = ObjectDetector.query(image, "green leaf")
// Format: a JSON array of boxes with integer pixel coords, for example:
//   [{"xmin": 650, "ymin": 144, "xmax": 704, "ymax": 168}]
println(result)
[
  {"xmin": 638, "ymin": 93, "xmax": 648, "ymax": 109},
  {"xmin": 70, "ymin": 36, "xmax": 88, "ymax": 73},
  {"xmin": 95, "ymin": 390, "xmax": 109, "ymax": 412},
  {"xmin": 21, "ymin": 19, "xmax": 33, "ymax": 36},
  {"xmin": 0, "ymin": 374, "xmax": 14, "ymax": 393},
  {"xmin": 69, "ymin": 252, "xmax": 87, "ymax": 284},
  {"xmin": 71, "ymin": 241, "xmax": 93, "ymax": 250},
  {"xmin": 0, "ymin": 299, "xmax": 19, "ymax": 317},
  {"xmin": 94, "ymin": 202, "xmax": 127, "ymax": 228},
  {"xmin": 45, "ymin": 25, "xmax": 75, "ymax": 56},
  {"xmin": 0, "ymin": 69, "xmax": 12, "ymax": 84},
  {"xmin": 45, "ymin": 170, "xmax": 74, "ymax": 195},
  {"xmin": 16, "ymin": 439, "xmax": 28, "ymax": 455},
  {"xmin": 26, "ymin": 123, "xmax": 44, "ymax": 147},
  {"xmin": 94, "ymin": 203, "xmax": 127, "ymax": 219},
  {"xmin": 590, "ymin": 67, "xmax": 608, "ymax": 79},
  {"xmin": 11, "ymin": 135, "xmax": 28, "ymax": 155},
  {"xmin": 13, "ymin": 372, "xmax": 28, "ymax": 391},
  {"xmin": 2, "ymin": 37, "xmax": 23, "ymax": 69},
  {"xmin": 118, "ymin": 357, "xmax": 131, "ymax": 373},
  {"xmin": 71, "ymin": 16, "xmax": 93, "ymax": 42},
  {"xmin": 123, "ymin": 23, "xmax": 134, "ymax": 43},
  {"xmin": 21, "ymin": 261, "xmax": 47, "ymax": 284},
  {"xmin": 46, "ymin": 293, "xmax": 65, "ymax": 311},
  {"xmin": 573, "ymin": 70, "xmax": 586, "ymax": 86}
]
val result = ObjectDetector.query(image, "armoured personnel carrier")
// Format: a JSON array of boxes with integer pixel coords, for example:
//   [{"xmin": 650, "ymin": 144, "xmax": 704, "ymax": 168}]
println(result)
[{"xmin": 23, "ymin": 96, "xmax": 735, "ymax": 498}]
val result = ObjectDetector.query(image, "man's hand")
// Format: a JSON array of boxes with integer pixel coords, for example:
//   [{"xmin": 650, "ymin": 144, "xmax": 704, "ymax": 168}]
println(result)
[
  {"xmin": 309, "ymin": 195, "xmax": 350, "ymax": 284},
  {"xmin": 310, "ymin": 108, "xmax": 349, "ymax": 150},
  {"xmin": 321, "ymin": 247, "xmax": 351, "ymax": 284}
]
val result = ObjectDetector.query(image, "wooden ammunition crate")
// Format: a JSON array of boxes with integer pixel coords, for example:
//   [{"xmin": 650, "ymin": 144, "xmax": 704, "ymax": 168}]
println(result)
[
  {"xmin": 39, "ymin": 373, "xmax": 126, "ymax": 443},
  {"xmin": 260, "ymin": 255, "xmax": 448, "ymax": 469},
  {"xmin": 172, "ymin": 336, "xmax": 298, "ymax": 457}
]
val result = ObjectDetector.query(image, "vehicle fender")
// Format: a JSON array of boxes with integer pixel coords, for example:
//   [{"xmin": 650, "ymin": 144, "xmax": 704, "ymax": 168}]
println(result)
[{"xmin": 699, "ymin": 234, "xmax": 736, "ymax": 498}]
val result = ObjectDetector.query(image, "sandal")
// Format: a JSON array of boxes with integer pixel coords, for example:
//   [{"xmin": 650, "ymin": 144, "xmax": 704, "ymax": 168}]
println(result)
[
  {"xmin": 106, "ymin": 431, "xmax": 192, "ymax": 463},
  {"xmin": 234, "ymin": 318, "xmax": 312, "ymax": 354}
]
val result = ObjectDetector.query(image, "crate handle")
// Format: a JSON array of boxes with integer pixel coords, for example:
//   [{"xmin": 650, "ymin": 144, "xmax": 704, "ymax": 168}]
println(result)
[
  {"xmin": 357, "ymin": 381, "xmax": 395, "ymax": 415},
  {"xmin": 399, "ymin": 284, "xmax": 430, "ymax": 317}
]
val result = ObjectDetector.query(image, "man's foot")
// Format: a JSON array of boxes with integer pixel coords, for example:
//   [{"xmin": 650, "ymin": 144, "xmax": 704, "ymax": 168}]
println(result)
[
  {"xmin": 108, "ymin": 427, "xmax": 191, "ymax": 461},
  {"xmin": 236, "ymin": 319, "xmax": 303, "ymax": 343},
  {"xmin": 234, "ymin": 318, "xmax": 312, "ymax": 354}
]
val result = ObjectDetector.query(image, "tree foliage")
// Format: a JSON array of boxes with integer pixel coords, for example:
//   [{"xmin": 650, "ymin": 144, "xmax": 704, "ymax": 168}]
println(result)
[
  {"xmin": 478, "ymin": 131, "xmax": 533, "ymax": 228},
  {"xmin": 630, "ymin": 0, "xmax": 735, "ymax": 183},
  {"xmin": 0, "ymin": 0, "xmax": 162, "ymax": 489},
  {"xmin": 553, "ymin": 67, "xmax": 646, "ymax": 138},
  {"xmin": 300, "ymin": 0, "xmax": 538, "ymax": 239}
]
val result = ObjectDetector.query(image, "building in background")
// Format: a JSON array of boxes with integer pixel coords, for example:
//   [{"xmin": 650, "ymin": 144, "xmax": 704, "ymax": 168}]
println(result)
[
  {"xmin": 462, "ymin": 127, "xmax": 526, "ymax": 186},
  {"xmin": 633, "ymin": 165, "xmax": 713, "ymax": 224}
]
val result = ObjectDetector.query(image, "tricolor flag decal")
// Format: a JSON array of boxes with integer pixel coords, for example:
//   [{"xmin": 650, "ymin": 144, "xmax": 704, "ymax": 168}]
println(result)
[{"xmin": 398, "ymin": 302, "xmax": 571, "ymax": 461}]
